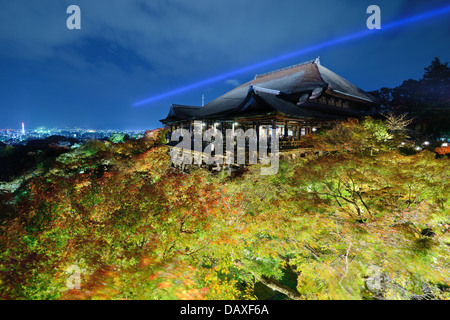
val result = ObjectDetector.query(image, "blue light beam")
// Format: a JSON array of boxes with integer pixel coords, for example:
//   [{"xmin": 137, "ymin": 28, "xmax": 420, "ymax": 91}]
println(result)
[{"xmin": 133, "ymin": 5, "xmax": 450, "ymax": 107}]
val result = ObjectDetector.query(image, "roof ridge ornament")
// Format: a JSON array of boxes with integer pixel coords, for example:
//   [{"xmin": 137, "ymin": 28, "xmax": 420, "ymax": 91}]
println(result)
[{"xmin": 314, "ymin": 56, "xmax": 321, "ymax": 65}]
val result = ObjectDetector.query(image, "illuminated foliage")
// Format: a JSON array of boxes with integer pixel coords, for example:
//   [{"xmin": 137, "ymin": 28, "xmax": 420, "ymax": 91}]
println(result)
[{"xmin": 0, "ymin": 125, "xmax": 449, "ymax": 300}]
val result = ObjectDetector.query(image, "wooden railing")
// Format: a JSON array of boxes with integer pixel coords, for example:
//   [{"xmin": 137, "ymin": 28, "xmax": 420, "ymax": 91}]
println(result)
[
  {"xmin": 279, "ymin": 140, "xmax": 303, "ymax": 149},
  {"xmin": 166, "ymin": 138, "xmax": 306, "ymax": 150}
]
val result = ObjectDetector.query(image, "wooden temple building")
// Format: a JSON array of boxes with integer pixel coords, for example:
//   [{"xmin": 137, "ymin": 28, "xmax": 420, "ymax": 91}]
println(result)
[{"xmin": 160, "ymin": 58, "xmax": 378, "ymax": 152}]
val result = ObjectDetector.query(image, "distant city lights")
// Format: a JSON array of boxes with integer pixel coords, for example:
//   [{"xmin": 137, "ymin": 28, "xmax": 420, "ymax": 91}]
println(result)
[{"xmin": 0, "ymin": 126, "xmax": 146, "ymax": 146}]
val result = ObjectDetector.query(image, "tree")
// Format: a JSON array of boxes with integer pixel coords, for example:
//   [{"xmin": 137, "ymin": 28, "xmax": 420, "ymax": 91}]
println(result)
[
  {"xmin": 423, "ymin": 57, "xmax": 450, "ymax": 102},
  {"xmin": 374, "ymin": 58, "xmax": 450, "ymax": 136},
  {"xmin": 320, "ymin": 118, "xmax": 396, "ymax": 155}
]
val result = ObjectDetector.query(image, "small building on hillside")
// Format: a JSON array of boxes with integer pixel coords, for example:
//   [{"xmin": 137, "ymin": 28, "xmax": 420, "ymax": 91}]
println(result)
[{"xmin": 160, "ymin": 58, "xmax": 378, "ymax": 149}]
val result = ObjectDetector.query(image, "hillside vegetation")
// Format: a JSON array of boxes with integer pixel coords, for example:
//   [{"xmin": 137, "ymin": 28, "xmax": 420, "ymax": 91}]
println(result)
[{"xmin": 0, "ymin": 119, "xmax": 449, "ymax": 300}]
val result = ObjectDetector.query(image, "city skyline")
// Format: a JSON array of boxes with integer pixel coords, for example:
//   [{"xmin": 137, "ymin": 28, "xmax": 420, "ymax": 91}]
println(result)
[
  {"xmin": 0, "ymin": 0, "xmax": 449, "ymax": 130},
  {"xmin": 0, "ymin": 124, "xmax": 145, "ymax": 145}
]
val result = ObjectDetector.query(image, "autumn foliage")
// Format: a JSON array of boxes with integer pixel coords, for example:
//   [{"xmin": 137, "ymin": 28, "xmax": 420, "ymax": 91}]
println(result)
[
  {"xmin": 435, "ymin": 146, "xmax": 450, "ymax": 155},
  {"xmin": 0, "ymin": 124, "xmax": 449, "ymax": 300}
]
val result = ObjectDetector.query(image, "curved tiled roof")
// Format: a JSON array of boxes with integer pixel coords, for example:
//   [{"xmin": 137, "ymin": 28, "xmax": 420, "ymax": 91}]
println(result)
[
  {"xmin": 161, "ymin": 59, "xmax": 377, "ymax": 123},
  {"xmin": 317, "ymin": 64, "xmax": 377, "ymax": 103}
]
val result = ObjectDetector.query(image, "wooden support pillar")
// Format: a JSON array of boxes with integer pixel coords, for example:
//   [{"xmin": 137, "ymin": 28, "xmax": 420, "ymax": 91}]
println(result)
[
  {"xmin": 272, "ymin": 120, "xmax": 277, "ymax": 146},
  {"xmin": 256, "ymin": 122, "xmax": 260, "ymax": 142},
  {"xmin": 284, "ymin": 122, "xmax": 288, "ymax": 138}
]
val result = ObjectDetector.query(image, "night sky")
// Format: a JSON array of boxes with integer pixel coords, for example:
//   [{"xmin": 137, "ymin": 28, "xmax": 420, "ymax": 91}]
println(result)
[{"xmin": 0, "ymin": 0, "xmax": 449, "ymax": 131}]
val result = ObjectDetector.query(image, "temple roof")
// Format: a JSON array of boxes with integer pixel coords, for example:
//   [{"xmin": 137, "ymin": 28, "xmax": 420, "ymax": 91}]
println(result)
[
  {"xmin": 161, "ymin": 58, "xmax": 377, "ymax": 123},
  {"xmin": 163, "ymin": 104, "xmax": 203, "ymax": 122}
]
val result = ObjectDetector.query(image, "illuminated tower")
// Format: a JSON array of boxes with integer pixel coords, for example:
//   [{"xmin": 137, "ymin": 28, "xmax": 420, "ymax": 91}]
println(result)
[{"xmin": 21, "ymin": 122, "xmax": 25, "ymax": 135}]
